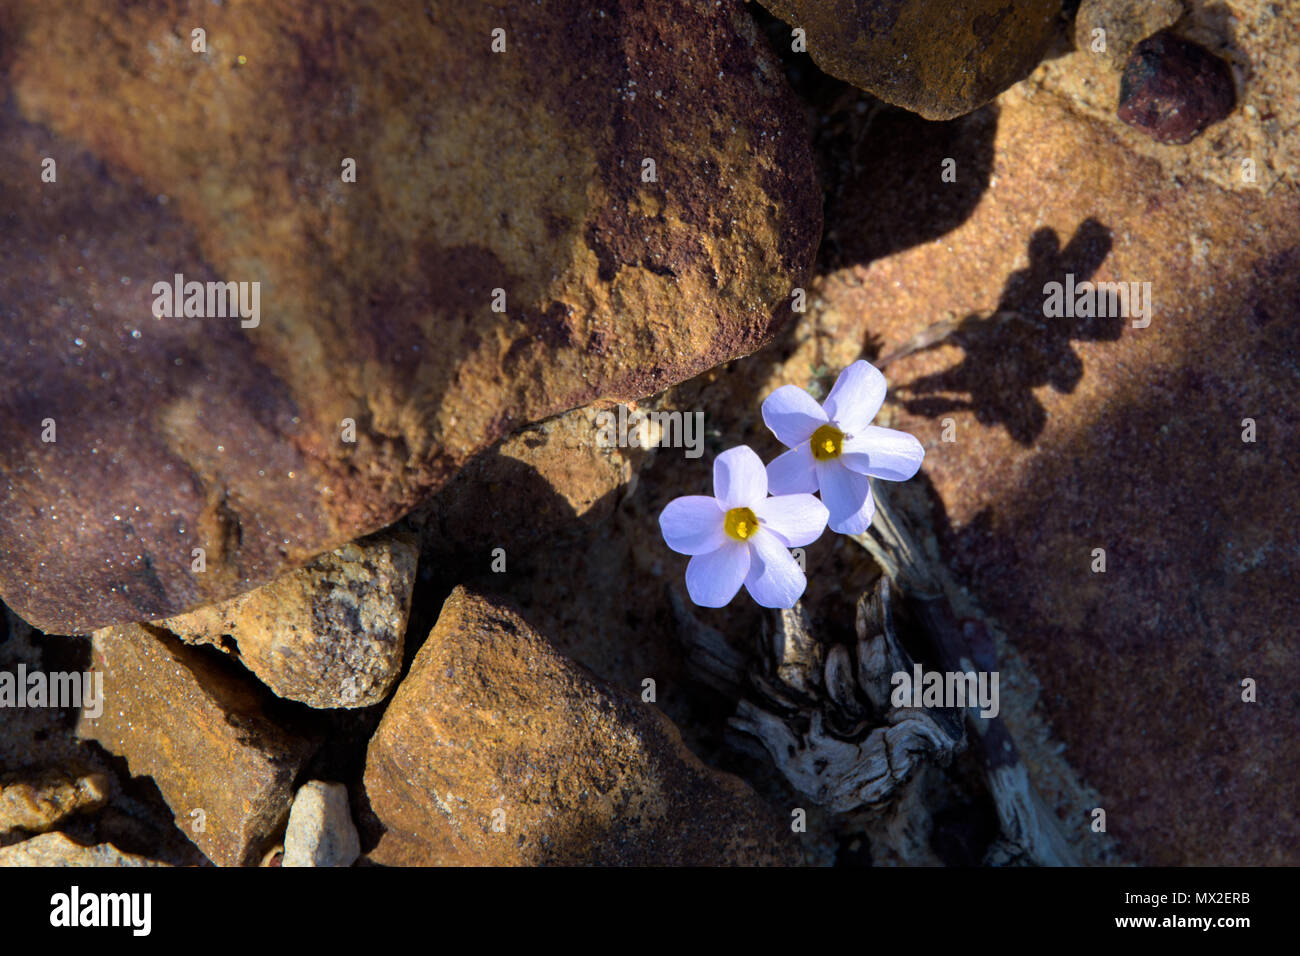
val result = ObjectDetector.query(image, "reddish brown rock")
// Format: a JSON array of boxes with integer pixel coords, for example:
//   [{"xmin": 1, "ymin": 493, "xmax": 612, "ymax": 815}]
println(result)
[
  {"xmin": 364, "ymin": 588, "xmax": 802, "ymax": 865},
  {"xmin": 77, "ymin": 625, "xmax": 315, "ymax": 866},
  {"xmin": 758, "ymin": 0, "xmax": 1063, "ymax": 119},
  {"xmin": 775, "ymin": 84, "xmax": 1300, "ymax": 864},
  {"xmin": 1118, "ymin": 31, "xmax": 1236, "ymax": 144},
  {"xmin": 0, "ymin": 0, "xmax": 820, "ymax": 634}
]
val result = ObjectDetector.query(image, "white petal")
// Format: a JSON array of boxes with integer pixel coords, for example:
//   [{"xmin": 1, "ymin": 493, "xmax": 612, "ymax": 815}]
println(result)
[
  {"xmin": 685, "ymin": 540, "xmax": 751, "ymax": 608},
  {"xmin": 841, "ymin": 426, "xmax": 926, "ymax": 481},
  {"xmin": 659, "ymin": 495, "xmax": 726, "ymax": 555},
  {"xmin": 816, "ymin": 460, "xmax": 876, "ymax": 534},
  {"xmin": 713, "ymin": 445, "xmax": 767, "ymax": 509},
  {"xmin": 754, "ymin": 493, "xmax": 829, "ymax": 548},
  {"xmin": 761, "ymin": 385, "xmax": 828, "ymax": 448},
  {"xmin": 766, "ymin": 443, "xmax": 818, "ymax": 495},
  {"xmin": 744, "ymin": 528, "xmax": 807, "ymax": 609},
  {"xmin": 823, "ymin": 360, "xmax": 887, "ymax": 433}
]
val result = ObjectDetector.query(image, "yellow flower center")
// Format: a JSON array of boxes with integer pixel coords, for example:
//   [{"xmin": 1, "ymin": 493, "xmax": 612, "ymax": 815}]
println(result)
[
  {"xmin": 723, "ymin": 506, "xmax": 759, "ymax": 541},
  {"xmin": 810, "ymin": 423, "xmax": 844, "ymax": 461}
]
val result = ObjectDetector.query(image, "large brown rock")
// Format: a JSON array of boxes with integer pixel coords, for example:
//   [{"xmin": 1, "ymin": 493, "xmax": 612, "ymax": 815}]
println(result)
[
  {"xmin": 758, "ymin": 0, "xmax": 1063, "ymax": 119},
  {"xmin": 773, "ymin": 82, "xmax": 1300, "ymax": 864},
  {"xmin": 364, "ymin": 588, "xmax": 802, "ymax": 865},
  {"xmin": 0, "ymin": 0, "xmax": 820, "ymax": 634},
  {"xmin": 77, "ymin": 625, "xmax": 315, "ymax": 866}
]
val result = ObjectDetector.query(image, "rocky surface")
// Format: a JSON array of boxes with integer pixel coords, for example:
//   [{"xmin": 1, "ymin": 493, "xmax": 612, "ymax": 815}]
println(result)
[
  {"xmin": 0, "ymin": 0, "xmax": 1294, "ymax": 871},
  {"xmin": 414, "ymin": 403, "xmax": 649, "ymax": 562},
  {"xmin": 0, "ymin": 831, "xmax": 168, "ymax": 867},
  {"xmin": 0, "ymin": 769, "xmax": 109, "ymax": 837},
  {"xmin": 776, "ymin": 80, "xmax": 1300, "ymax": 864},
  {"xmin": 283, "ymin": 781, "xmax": 360, "ymax": 867},
  {"xmin": 1036, "ymin": 0, "xmax": 1299, "ymax": 193},
  {"xmin": 1117, "ymin": 31, "xmax": 1237, "ymax": 144},
  {"xmin": 157, "ymin": 530, "xmax": 417, "ymax": 709},
  {"xmin": 1074, "ymin": 0, "xmax": 1185, "ymax": 67},
  {"xmin": 77, "ymin": 625, "xmax": 315, "ymax": 866},
  {"xmin": 0, "ymin": 0, "xmax": 820, "ymax": 635},
  {"xmin": 757, "ymin": 0, "xmax": 1064, "ymax": 119},
  {"xmin": 364, "ymin": 588, "xmax": 803, "ymax": 865}
]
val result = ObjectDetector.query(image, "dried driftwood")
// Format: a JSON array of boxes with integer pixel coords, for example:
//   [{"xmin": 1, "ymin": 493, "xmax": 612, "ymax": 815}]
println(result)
[
  {"xmin": 674, "ymin": 579, "xmax": 962, "ymax": 818},
  {"xmin": 853, "ymin": 480, "xmax": 1077, "ymax": 866},
  {"xmin": 672, "ymin": 479, "xmax": 1077, "ymax": 866}
]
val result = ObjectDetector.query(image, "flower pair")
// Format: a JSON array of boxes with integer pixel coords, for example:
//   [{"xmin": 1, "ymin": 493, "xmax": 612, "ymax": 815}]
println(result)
[{"xmin": 659, "ymin": 361, "xmax": 925, "ymax": 608}]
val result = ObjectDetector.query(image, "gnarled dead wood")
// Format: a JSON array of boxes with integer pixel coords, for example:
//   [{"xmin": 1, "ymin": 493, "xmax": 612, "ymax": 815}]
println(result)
[
  {"xmin": 674, "ymin": 580, "xmax": 963, "ymax": 818},
  {"xmin": 853, "ymin": 479, "xmax": 1077, "ymax": 867},
  {"xmin": 671, "ymin": 477, "xmax": 1078, "ymax": 866}
]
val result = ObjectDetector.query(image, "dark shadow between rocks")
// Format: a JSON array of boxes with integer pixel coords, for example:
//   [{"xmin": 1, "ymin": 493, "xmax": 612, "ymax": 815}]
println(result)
[
  {"xmin": 751, "ymin": 2, "xmax": 1001, "ymax": 277},
  {"xmin": 818, "ymin": 103, "xmax": 1001, "ymax": 273}
]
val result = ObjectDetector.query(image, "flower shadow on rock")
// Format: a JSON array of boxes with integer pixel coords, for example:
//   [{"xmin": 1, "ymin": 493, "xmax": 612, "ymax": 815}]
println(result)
[{"xmin": 898, "ymin": 218, "xmax": 1119, "ymax": 445}]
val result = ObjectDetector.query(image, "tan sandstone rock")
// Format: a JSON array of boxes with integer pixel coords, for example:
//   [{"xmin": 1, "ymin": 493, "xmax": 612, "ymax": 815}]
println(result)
[
  {"xmin": 0, "ymin": 831, "xmax": 168, "ymax": 867},
  {"xmin": 0, "ymin": 769, "xmax": 110, "ymax": 836},
  {"xmin": 364, "ymin": 587, "xmax": 802, "ymax": 865},
  {"xmin": 1074, "ymin": 0, "xmax": 1184, "ymax": 67},
  {"xmin": 157, "ymin": 530, "xmax": 417, "ymax": 709},
  {"xmin": 283, "ymin": 781, "xmax": 360, "ymax": 868},
  {"xmin": 77, "ymin": 625, "xmax": 315, "ymax": 866}
]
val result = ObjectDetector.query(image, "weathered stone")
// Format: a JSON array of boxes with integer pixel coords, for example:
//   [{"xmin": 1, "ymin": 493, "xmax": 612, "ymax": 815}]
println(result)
[
  {"xmin": 772, "ymin": 83, "xmax": 1300, "ymax": 864},
  {"xmin": 1118, "ymin": 31, "xmax": 1236, "ymax": 144},
  {"xmin": 157, "ymin": 530, "xmax": 416, "ymax": 709},
  {"xmin": 0, "ymin": 831, "xmax": 167, "ymax": 867},
  {"xmin": 77, "ymin": 625, "xmax": 315, "ymax": 866},
  {"xmin": 283, "ymin": 781, "xmax": 360, "ymax": 867},
  {"xmin": 758, "ymin": 0, "xmax": 1063, "ymax": 119},
  {"xmin": 1074, "ymin": 0, "xmax": 1184, "ymax": 67},
  {"xmin": 0, "ymin": 769, "xmax": 110, "ymax": 836},
  {"xmin": 1033, "ymin": 0, "xmax": 1295, "ymax": 195},
  {"xmin": 0, "ymin": 0, "xmax": 820, "ymax": 635},
  {"xmin": 364, "ymin": 588, "xmax": 802, "ymax": 865},
  {"xmin": 415, "ymin": 403, "xmax": 649, "ymax": 560}
]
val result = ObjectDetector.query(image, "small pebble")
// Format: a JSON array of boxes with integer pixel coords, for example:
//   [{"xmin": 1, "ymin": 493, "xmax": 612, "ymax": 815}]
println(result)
[
  {"xmin": 283, "ymin": 781, "xmax": 360, "ymax": 868},
  {"xmin": 1117, "ymin": 31, "xmax": 1236, "ymax": 145}
]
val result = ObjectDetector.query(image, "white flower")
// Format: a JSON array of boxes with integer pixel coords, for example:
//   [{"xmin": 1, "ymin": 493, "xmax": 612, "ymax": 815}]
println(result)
[
  {"xmin": 659, "ymin": 445, "xmax": 829, "ymax": 609},
  {"xmin": 762, "ymin": 360, "xmax": 924, "ymax": 535}
]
